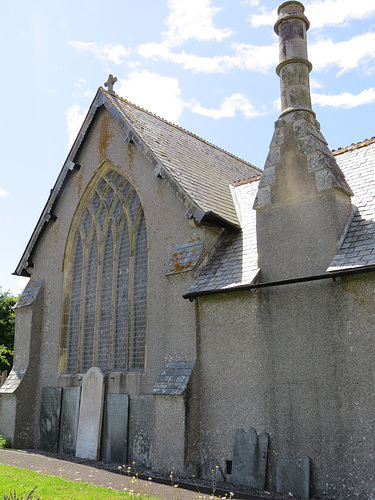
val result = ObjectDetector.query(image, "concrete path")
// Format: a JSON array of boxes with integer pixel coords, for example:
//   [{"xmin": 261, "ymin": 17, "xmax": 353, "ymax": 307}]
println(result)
[{"xmin": 0, "ymin": 449, "xmax": 272, "ymax": 500}]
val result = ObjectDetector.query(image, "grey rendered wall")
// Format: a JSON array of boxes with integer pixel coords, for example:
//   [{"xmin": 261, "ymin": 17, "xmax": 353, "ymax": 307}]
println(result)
[{"xmin": 196, "ymin": 273, "xmax": 375, "ymax": 499}]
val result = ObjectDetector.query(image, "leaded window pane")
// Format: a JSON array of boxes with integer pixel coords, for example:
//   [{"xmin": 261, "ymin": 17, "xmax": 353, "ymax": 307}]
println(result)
[
  {"xmin": 128, "ymin": 192, "xmax": 140, "ymax": 225},
  {"xmin": 66, "ymin": 235, "xmax": 83, "ymax": 374},
  {"xmin": 97, "ymin": 228, "xmax": 114, "ymax": 371},
  {"xmin": 113, "ymin": 220, "xmax": 130, "ymax": 370},
  {"xmin": 131, "ymin": 213, "xmax": 148, "ymax": 370},
  {"xmin": 81, "ymin": 232, "xmax": 98, "ymax": 372}
]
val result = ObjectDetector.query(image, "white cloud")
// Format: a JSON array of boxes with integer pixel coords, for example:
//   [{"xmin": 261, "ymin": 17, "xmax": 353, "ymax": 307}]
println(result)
[
  {"xmin": 138, "ymin": 41, "xmax": 277, "ymax": 73},
  {"xmin": 164, "ymin": 0, "xmax": 233, "ymax": 47},
  {"xmin": 232, "ymin": 42, "xmax": 278, "ymax": 72},
  {"xmin": 117, "ymin": 71, "xmax": 184, "ymax": 124},
  {"xmin": 306, "ymin": 0, "xmax": 375, "ymax": 29},
  {"xmin": 310, "ymin": 78, "xmax": 324, "ymax": 89},
  {"xmin": 69, "ymin": 41, "xmax": 129, "ymax": 64},
  {"xmin": 0, "ymin": 188, "xmax": 9, "ymax": 197},
  {"xmin": 66, "ymin": 104, "xmax": 87, "ymax": 146},
  {"xmin": 309, "ymin": 32, "xmax": 375, "ymax": 74},
  {"xmin": 138, "ymin": 42, "xmax": 236, "ymax": 73},
  {"xmin": 248, "ymin": 0, "xmax": 375, "ymax": 28},
  {"xmin": 136, "ymin": 0, "xmax": 233, "ymax": 74},
  {"xmin": 312, "ymin": 87, "xmax": 375, "ymax": 108},
  {"xmin": 189, "ymin": 93, "xmax": 263, "ymax": 119}
]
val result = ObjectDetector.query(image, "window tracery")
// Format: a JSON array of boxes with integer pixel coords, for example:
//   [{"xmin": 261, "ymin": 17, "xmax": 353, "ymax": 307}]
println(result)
[{"xmin": 63, "ymin": 166, "xmax": 148, "ymax": 374}]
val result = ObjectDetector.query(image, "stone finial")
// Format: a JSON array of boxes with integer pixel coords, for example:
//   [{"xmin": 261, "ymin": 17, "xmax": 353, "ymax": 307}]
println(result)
[
  {"xmin": 274, "ymin": 1, "xmax": 313, "ymax": 118},
  {"xmin": 104, "ymin": 74, "xmax": 118, "ymax": 95}
]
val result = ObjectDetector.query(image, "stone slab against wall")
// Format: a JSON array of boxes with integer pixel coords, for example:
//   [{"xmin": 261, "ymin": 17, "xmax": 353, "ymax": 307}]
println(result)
[
  {"xmin": 153, "ymin": 395, "xmax": 185, "ymax": 474},
  {"xmin": 232, "ymin": 428, "xmax": 269, "ymax": 490},
  {"xmin": 101, "ymin": 393, "xmax": 129, "ymax": 464},
  {"xmin": 39, "ymin": 387, "xmax": 62, "ymax": 453},
  {"xmin": 128, "ymin": 395, "xmax": 154, "ymax": 468},
  {"xmin": 59, "ymin": 386, "xmax": 81, "ymax": 455},
  {"xmin": 75, "ymin": 367, "xmax": 104, "ymax": 459},
  {"xmin": 276, "ymin": 456, "xmax": 310, "ymax": 499}
]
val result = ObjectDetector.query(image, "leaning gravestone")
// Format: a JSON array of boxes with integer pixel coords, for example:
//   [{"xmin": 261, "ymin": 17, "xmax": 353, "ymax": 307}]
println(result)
[
  {"xmin": 128, "ymin": 395, "xmax": 154, "ymax": 468},
  {"xmin": 39, "ymin": 387, "xmax": 62, "ymax": 453},
  {"xmin": 75, "ymin": 367, "xmax": 104, "ymax": 459},
  {"xmin": 101, "ymin": 393, "xmax": 129, "ymax": 464},
  {"xmin": 276, "ymin": 456, "xmax": 310, "ymax": 499},
  {"xmin": 232, "ymin": 428, "xmax": 269, "ymax": 489},
  {"xmin": 59, "ymin": 386, "xmax": 81, "ymax": 455}
]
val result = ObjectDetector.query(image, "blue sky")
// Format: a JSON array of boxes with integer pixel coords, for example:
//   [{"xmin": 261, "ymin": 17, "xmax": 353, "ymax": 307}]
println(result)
[{"xmin": 1, "ymin": 0, "xmax": 375, "ymax": 294}]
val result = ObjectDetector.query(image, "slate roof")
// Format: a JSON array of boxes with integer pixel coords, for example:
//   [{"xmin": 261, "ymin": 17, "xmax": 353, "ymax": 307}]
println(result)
[
  {"xmin": 184, "ymin": 177, "xmax": 260, "ymax": 298},
  {"xmin": 186, "ymin": 137, "xmax": 375, "ymax": 297},
  {"xmin": 152, "ymin": 362, "xmax": 195, "ymax": 395},
  {"xmin": 14, "ymin": 88, "xmax": 260, "ymax": 277},
  {"xmin": 105, "ymin": 91, "xmax": 260, "ymax": 226},
  {"xmin": 328, "ymin": 138, "xmax": 375, "ymax": 271}
]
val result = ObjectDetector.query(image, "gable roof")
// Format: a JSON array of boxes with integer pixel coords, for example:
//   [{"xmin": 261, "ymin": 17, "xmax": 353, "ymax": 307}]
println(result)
[
  {"xmin": 105, "ymin": 91, "xmax": 260, "ymax": 226},
  {"xmin": 15, "ymin": 88, "xmax": 260, "ymax": 277},
  {"xmin": 185, "ymin": 137, "xmax": 375, "ymax": 298},
  {"xmin": 184, "ymin": 177, "xmax": 260, "ymax": 298}
]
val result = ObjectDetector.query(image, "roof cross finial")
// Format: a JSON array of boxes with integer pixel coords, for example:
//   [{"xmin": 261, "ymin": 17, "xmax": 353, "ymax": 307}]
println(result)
[{"xmin": 104, "ymin": 74, "xmax": 118, "ymax": 95}]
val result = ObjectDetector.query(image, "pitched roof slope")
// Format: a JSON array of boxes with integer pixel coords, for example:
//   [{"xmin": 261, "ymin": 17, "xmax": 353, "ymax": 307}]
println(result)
[
  {"xmin": 184, "ymin": 177, "xmax": 260, "ymax": 298},
  {"xmin": 328, "ymin": 138, "xmax": 375, "ymax": 271},
  {"xmin": 105, "ymin": 90, "xmax": 260, "ymax": 226}
]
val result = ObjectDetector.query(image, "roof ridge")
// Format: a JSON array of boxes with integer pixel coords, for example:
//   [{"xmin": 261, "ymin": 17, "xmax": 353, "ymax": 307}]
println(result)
[
  {"xmin": 234, "ymin": 175, "xmax": 261, "ymax": 187},
  {"xmin": 332, "ymin": 136, "xmax": 375, "ymax": 156},
  {"xmin": 101, "ymin": 87, "xmax": 261, "ymax": 172}
]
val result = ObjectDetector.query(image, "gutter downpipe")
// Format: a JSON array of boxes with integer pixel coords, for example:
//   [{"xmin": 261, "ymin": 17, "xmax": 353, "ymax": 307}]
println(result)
[{"xmin": 183, "ymin": 265, "xmax": 375, "ymax": 300}]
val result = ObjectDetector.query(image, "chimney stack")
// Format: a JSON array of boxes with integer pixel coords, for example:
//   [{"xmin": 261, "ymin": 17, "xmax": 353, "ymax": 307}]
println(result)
[
  {"xmin": 274, "ymin": 1, "xmax": 312, "ymax": 117},
  {"xmin": 254, "ymin": 1, "xmax": 353, "ymax": 282}
]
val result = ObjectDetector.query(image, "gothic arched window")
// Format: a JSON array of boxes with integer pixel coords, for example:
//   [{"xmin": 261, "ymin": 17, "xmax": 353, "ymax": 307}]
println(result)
[{"xmin": 62, "ymin": 166, "xmax": 148, "ymax": 374}]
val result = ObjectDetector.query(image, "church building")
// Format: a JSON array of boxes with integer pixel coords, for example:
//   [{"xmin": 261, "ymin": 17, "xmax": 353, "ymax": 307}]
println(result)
[{"xmin": 1, "ymin": 2, "xmax": 375, "ymax": 498}]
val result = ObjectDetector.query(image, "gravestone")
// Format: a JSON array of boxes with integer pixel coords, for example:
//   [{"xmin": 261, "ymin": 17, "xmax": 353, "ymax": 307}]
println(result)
[
  {"xmin": 276, "ymin": 456, "xmax": 310, "ymax": 499},
  {"xmin": 128, "ymin": 395, "xmax": 154, "ymax": 468},
  {"xmin": 59, "ymin": 386, "xmax": 81, "ymax": 455},
  {"xmin": 232, "ymin": 428, "xmax": 269, "ymax": 489},
  {"xmin": 75, "ymin": 367, "xmax": 104, "ymax": 459},
  {"xmin": 39, "ymin": 387, "xmax": 62, "ymax": 453},
  {"xmin": 101, "ymin": 393, "xmax": 129, "ymax": 464}
]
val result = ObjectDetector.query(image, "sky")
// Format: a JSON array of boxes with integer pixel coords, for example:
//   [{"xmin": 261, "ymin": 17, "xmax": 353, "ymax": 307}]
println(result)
[{"xmin": 1, "ymin": 0, "xmax": 375, "ymax": 294}]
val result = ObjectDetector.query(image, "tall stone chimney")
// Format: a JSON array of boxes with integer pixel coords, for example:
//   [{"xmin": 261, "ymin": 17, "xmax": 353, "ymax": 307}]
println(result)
[{"xmin": 254, "ymin": 1, "xmax": 353, "ymax": 281}]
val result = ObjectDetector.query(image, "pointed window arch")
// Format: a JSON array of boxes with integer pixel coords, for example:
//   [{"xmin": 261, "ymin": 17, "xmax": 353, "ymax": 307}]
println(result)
[{"xmin": 62, "ymin": 165, "xmax": 148, "ymax": 374}]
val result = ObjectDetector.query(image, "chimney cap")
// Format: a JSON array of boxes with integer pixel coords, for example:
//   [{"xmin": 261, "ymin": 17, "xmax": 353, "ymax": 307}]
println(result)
[{"xmin": 274, "ymin": 1, "xmax": 310, "ymax": 35}]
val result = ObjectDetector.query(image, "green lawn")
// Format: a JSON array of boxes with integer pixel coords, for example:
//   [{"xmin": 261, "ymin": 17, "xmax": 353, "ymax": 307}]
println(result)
[{"xmin": 0, "ymin": 463, "xmax": 155, "ymax": 499}]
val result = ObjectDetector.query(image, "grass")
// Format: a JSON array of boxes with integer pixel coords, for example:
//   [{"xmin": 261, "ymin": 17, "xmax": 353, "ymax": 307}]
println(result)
[{"xmin": 0, "ymin": 464, "xmax": 156, "ymax": 499}]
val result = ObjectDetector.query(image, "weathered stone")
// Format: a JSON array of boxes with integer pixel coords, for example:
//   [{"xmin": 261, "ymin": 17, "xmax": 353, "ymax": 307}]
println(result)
[
  {"xmin": 253, "ymin": 186, "xmax": 271, "ymax": 208},
  {"xmin": 39, "ymin": 387, "xmax": 62, "ymax": 453},
  {"xmin": 276, "ymin": 456, "xmax": 310, "ymax": 499},
  {"xmin": 232, "ymin": 428, "xmax": 268, "ymax": 490},
  {"xmin": 128, "ymin": 395, "xmax": 154, "ymax": 468},
  {"xmin": 76, "ymin": 367, "xmax": 104, "ymax": 459},
  {"xmin": 101, "ymin": 393, "xmax": 129, "ymax": 464},
  {"xmin": 59, "ymin": 386, "xmax": 81, "ymax": 455}
]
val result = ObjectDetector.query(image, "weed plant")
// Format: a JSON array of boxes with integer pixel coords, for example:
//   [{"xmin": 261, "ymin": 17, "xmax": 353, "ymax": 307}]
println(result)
[{"xmin": 0, "ymin": 434, "xmax": 11, "ymax": 448}]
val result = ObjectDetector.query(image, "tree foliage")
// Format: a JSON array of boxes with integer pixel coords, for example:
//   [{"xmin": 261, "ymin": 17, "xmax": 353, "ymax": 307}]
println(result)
[{"xmin": 0, "ymin": 291, "xmax": 18, "ymax": 372}]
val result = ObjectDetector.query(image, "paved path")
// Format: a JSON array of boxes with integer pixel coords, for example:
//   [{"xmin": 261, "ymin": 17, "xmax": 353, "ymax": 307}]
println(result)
[{"xmin": 0, "ymin": 449, "xmax": 270, "ymax": 500}]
